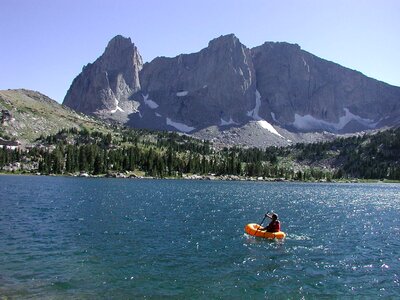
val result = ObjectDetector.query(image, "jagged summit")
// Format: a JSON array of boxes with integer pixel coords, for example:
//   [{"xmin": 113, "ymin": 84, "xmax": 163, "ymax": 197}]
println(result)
[
  {"xmin": 106, "ymin": 35, "xmax": 133, "ymax": 48},
  {"xmin": 63, "ymin": 35, "xmax": 143, "ymax": 120},
  {"xmin": 256, "ymin": 40, "xmax": 301, "ymax": 49},
  {"xmin": 100, "ymin": 35, "xmax": 142, "ymax": 72},
  {"xmin": 102, "ymin": 35, "xmax": 140, "ymax": 63},
  {"xmin": 208, "ymin": 33, "xmax": 241, "ymax": 48},
  {"xmin": 63, "ymin": 34, "xmax": 400, "ymax": 147}
]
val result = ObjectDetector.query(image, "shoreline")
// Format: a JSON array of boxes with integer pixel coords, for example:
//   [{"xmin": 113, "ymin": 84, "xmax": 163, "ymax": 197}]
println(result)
[{"xmin": 1, "ymin": 172, "xmax": 399, "ymax": 184}]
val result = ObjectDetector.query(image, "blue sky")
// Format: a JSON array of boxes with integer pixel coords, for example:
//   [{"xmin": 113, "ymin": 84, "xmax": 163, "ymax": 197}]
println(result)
[{"xmin": 1, "ymin": 0, "xmax": 399, "ymax": 103}]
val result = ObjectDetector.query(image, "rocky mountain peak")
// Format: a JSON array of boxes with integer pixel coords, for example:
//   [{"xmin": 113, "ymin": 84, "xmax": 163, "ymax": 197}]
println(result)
[
  {"xmin": 105, "ymin": 35, "xmax": 133, "ymax": 51},
  {"xmin": 100, "ymin": 35, "xmax": 142, "ymax": 73},
  {"xmin": 208, "ymin": 33, "xmax": 240, "ymax": 49},
  {"xmin": 64, "ymin": 34, "xmax": 400, "ymax": 146},
  {"xmin": 258, "ymin": 41, "xmax": 301, "ymax": 50},
  {"xmin": 63, "ymin": 35, "xmax": 143, "ymax": 120},
  {"xmin": 133, "ymin": 32, "xmax": 256, "ymax": 132}
]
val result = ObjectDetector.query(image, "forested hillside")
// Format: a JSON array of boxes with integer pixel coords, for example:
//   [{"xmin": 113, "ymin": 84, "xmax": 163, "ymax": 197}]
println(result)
[{"xmin": 1, "ymin": 127, "xmax": 399, "ymax": 181}]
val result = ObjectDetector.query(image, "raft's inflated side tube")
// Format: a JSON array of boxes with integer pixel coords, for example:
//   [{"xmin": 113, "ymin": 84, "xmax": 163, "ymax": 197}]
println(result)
[{"xmin": 244, "ymin": 223, "xmax": 286, "ymax": 239}]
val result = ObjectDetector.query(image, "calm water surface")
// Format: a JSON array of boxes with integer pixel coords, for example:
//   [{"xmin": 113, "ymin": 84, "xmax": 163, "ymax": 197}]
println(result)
[{"xmin": 0, "ymin": 175, "xmax": 399, "ymax": 298}]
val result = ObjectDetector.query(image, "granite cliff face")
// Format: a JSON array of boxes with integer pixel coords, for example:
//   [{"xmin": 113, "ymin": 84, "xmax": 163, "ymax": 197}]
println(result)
[
  {"xmin": 64, "ymin": 35, "xmax": 143, "ymax": 122},
  {"xmin": 251, "ymin": 42, "xmax": 400, "ymax": 132},
  {"xmin": 63, "ymin": 34, "xmax": 400, "ymax": 146},
  {"xmin": 130, "ymin": 34, "xmax": 256, "ymax": 131}
]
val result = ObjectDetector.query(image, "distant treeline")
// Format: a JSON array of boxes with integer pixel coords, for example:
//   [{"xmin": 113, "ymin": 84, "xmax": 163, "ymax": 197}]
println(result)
[{"xmin": 1, "ymin": 127, "xmax": 399, "ymax": 180}]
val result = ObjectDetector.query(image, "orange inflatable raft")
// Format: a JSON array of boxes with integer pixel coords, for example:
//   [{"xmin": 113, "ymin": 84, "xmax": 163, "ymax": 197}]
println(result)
[{"xmin": 244, "ymin": 223, "xmax": 286, "ymax": 239}]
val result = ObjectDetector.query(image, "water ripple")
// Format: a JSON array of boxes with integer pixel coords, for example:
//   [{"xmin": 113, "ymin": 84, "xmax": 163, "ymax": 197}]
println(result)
[{"xmin": 0, "ymin": 177, "xmax": 399, "ymax": 298}]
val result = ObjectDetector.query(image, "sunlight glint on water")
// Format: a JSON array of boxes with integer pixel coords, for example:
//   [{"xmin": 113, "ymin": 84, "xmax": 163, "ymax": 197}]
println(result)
[{"xmin": 0, "ymin": 176, "xmax": 399, "ymax": 298}]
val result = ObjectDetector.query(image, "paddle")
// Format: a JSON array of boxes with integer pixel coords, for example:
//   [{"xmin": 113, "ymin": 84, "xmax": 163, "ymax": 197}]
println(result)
[{"xmin": 254, "ymin": 211, "xmax": 269, "ymax": 235}]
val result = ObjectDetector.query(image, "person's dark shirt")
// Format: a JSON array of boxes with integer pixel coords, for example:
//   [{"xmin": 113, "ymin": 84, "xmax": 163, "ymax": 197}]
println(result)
[{"xmin": 265, "ymin": 220, "xmax": 280, "ymax": 232}]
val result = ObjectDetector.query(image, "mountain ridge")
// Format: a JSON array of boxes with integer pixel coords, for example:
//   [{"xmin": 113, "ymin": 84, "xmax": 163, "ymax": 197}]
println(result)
[
  {"xmin": 0, "ymin": 89, "xmax": 115, "ymax": 144},
  {"xmin": 63, "ymin": 34, "xmax": 400, "ymax": 147}
]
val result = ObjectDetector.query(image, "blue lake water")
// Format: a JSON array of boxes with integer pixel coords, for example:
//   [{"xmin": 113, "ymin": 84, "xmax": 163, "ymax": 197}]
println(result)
[{"xmin": 0, "ymin": 175, "xmax": 399, "ymax": 298}]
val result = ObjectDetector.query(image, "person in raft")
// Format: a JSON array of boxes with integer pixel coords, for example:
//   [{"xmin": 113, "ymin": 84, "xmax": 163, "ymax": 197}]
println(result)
[{"xmin": 262, "ymin": 213, "xmax": 281, "ymax": 232}]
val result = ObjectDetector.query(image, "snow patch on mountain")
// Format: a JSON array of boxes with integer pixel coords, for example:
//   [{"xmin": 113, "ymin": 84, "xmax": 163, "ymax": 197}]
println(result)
[
  {"xmin": 110, "ymin": 99, "xmax": 124, "ymax": 113},
  {"xmin": 257, "ymin": 120, "xmax": 283, "ymax": 137},
  {"xmin": 142, "ymin": 94, "xmax": 159, "ymax": 109},
  {"xmin": 247, "ymin": 90, "xmax": 262, "ymax": 119},
  {"xmin": 220, "ymin": 117, "xmax": 237, "ymax": 126},
  {"xmin": 293, "ymin": 108, "xmax": 378, "ymax": 131},
  {"xmin": 302, "ymin": 57, "xmax": 310, "ymax": 73},
  {"xmin": 271, "ymin": 112, "xmax": 277, "ymax": 122},
  {"xmin": 166, "ymin": 118, "xmax": 195, "ymax": 132},
  {"xmin": 176, "ymin": 91, "xmax": 189, "ymax": 97},
  {"xmin": 247, "ymin": 90, "xmax": 283, "ymax": 137}
]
